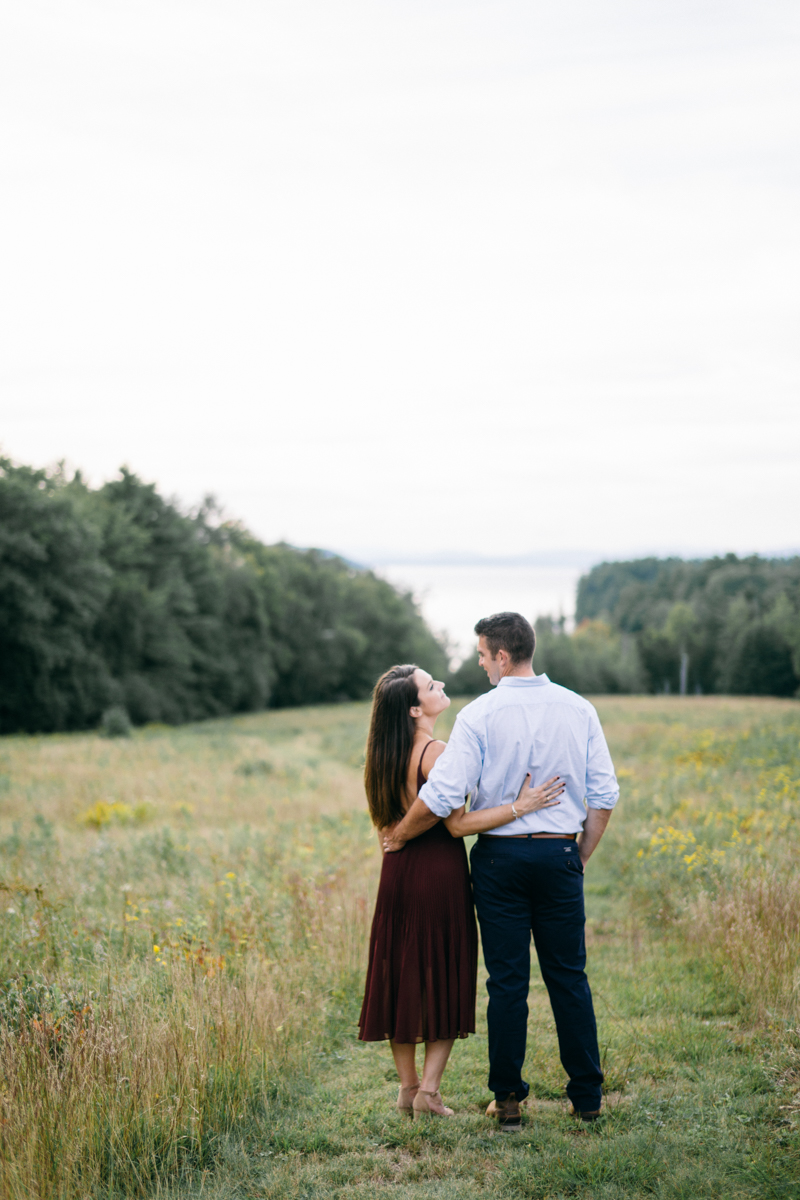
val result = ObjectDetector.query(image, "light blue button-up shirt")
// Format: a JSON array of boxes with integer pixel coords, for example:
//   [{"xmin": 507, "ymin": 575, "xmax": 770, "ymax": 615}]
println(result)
[{"xmin": 419, "ymin": 674, "xmax": 619, "ymax": 835}]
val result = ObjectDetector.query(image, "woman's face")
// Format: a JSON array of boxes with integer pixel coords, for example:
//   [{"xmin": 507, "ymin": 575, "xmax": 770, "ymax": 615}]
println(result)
[{"xmin": 411, "ymin": 668, "xmax": 450, "ymax": 720}]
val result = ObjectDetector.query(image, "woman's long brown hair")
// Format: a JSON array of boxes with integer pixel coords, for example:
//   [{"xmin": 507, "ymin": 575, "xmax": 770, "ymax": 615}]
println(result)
[{"xmin": 364, "ymin": 664, "xmax": 420, "ymax": 829}]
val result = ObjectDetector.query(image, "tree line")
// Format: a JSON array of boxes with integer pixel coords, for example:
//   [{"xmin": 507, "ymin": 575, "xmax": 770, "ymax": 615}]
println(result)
[
  {"xmin": 574, "ymin": 555, "xmax": 800, "ymax": 696},
  {"xmin": 3, "ymin": 456, "xmax": 797, "ymax": 731},
  {"xmin": 0, "ymin": 458, "xmax": 448, "ymax": 733},
  {"xmin": 449, "ymin": 554, "xmax": 800, "ymax": 699}
]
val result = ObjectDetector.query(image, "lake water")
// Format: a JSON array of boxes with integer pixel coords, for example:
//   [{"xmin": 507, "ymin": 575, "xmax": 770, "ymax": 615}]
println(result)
[{"xmin": 378, "ymin": 563, "xmax": 585, "ymax": 665}]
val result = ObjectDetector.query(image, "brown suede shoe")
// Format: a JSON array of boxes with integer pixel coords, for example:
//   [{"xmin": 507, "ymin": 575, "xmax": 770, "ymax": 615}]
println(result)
[
  {"xmin": 486, "ymin": 1093, "xmax": 522, "ymax": 1132},
  {"xmin": 570, "ymin": 1105, "xmax": 602, "ymax": 1122}
]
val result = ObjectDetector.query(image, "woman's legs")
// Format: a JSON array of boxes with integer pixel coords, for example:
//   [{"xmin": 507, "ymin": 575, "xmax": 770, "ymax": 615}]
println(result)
[
  {"xmin": 410, "ymin": 1038, "xmax": 457, "ymax": 1116},
  {"xmin": 390, "ymin": 1040, "xmax": 420, "ymax": 1089},
  {"xmin": 392, "ymin": 1037, "xmax": 456, "ymax": 1115},
  {"xmin": 420, "ymin": 1038, "xmax": 455, "ymax": 1094}
]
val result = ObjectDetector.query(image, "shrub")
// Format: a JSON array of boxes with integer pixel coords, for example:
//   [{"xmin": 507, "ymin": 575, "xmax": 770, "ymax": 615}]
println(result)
[{"xmin": 99, "ymin": 704, "xmax": 132, "ymax": 738}]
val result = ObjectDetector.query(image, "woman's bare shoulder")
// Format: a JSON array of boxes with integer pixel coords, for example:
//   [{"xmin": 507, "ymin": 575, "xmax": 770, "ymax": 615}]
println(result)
[{"xmin": 420, "ymin": 739, "xmax": 447, "ymax": 777}]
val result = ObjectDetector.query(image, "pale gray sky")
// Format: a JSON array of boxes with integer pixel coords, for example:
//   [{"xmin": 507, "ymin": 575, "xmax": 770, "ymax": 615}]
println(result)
[{"xmin": 2, "ymin": 0, "xmax": 798, "ymax": 561}]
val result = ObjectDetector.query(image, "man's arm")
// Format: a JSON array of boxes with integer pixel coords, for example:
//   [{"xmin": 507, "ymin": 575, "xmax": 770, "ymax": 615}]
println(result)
[
  {"xmin": 580, "ymin": 707, "xmax": 619, "ymax": 867},
  {"xmin": 578, "ymin": 807, "xmax": 611, "ymax": 867},
  {"xmin": 383, "ymin": 798, "xmax": 439, "ymax": 851}
]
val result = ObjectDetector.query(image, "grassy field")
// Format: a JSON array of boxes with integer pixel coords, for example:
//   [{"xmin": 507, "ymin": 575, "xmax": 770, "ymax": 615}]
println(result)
[{"xmin": 1, "ymin": 696, "xmax": 799, "ymax": 1198}]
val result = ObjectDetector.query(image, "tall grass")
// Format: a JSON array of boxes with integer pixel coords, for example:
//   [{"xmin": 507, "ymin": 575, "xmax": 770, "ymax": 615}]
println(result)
[
  {"xmin": 599, "ymin": 697, "xmax": 800, "ymax": 1021},
  {"xmin": 0, "ymin": 839, "xmax": 370, "ymax": 1197},
  {"xmin": 689, "ymin": 871, "xmax": 800, "ymax": 1021},
  {"xmin": 0, "ymin": 708, "xmax": 376, "ymax": 1197}
]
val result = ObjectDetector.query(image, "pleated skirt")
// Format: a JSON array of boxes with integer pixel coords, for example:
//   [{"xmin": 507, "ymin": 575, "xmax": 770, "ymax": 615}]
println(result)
[{"xmin": 358, "ymin": 821, "xmax": 478, "ymax": 1044}]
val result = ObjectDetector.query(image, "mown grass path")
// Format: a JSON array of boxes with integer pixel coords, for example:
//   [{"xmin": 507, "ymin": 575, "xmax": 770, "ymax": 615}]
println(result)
[{"xmin": 244, "ymin": 973, "xmax": 794, "ymax": 1200}]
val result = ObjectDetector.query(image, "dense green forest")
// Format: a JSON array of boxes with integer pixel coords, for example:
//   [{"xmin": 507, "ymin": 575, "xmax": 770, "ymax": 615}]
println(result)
[
  {"xmin": 574, "ymin": 555, "xmax": 800, "ymax": 696},
  {"xmin": 0, "ymin": 458, "xmax": 447, "ymax": 733},
  {"xmin": 449, "ymin": 555, "xmax": 800, "ymax": 699}
]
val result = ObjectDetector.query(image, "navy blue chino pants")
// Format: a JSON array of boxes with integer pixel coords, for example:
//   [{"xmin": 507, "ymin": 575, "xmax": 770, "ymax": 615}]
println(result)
[{"xmin": 469, "ymin": 834, "xmax": 603, "ymax": 1112}]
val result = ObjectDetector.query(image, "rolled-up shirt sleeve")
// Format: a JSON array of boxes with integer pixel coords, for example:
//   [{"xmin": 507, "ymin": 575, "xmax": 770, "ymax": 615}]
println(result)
[
  {"xmin": 585, "ymin": 708, "xmax": 619, "ymax": 810},
  {"xmin": 418, "ymin": 714, "xmax": 484, "ymax": 818}
]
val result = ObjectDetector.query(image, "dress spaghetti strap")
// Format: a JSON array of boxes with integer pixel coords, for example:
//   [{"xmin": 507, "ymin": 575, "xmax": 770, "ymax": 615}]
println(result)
[{"xmin": 416, "ymin": 739, "xmax": 436, "ymax": 793}]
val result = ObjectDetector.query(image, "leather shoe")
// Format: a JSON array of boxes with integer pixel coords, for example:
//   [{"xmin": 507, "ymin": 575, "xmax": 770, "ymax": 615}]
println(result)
[
  {"xmin": 486, "ymin": 1093, "xmax": 522, "ymax": 1132},
  {"xmin": 570, "ymin": 1105, "xmax": 602, "ymax": 1122}
]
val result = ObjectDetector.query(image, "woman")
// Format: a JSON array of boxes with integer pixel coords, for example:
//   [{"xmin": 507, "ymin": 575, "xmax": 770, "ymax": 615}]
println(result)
[{"xmin": 358, "ymin": 663, "xmax": 563, "ymax": 1118}]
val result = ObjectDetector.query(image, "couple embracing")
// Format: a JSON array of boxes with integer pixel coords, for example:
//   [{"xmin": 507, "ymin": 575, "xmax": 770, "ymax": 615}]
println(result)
[{"xmin": 359, "ymin": 611, "xmax": 619, "ymax": 1131}]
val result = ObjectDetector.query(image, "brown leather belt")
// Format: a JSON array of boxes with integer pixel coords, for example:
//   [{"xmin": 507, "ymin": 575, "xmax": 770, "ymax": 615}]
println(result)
[{"xmin": 479, "ymin": 832, "xmax": 577, "ymax": 840}]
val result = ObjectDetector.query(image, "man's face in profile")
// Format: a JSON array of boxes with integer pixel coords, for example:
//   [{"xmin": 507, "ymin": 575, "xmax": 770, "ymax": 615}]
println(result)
[{"xmin": 477, "ymin": 636, "xmax": 503, "ymax": 686}]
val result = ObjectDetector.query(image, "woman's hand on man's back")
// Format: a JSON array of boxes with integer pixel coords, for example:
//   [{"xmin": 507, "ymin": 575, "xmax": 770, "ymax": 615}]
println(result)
[{"xmin": 514, "ymin": 773, "xmax": 565, "ymax": 816}]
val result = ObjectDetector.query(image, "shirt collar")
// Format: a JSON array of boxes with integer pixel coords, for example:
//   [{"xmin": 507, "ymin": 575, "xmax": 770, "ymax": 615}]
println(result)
[{"xmin": 497, "ymin": 674, "xmax": 550, "ymax": 687}]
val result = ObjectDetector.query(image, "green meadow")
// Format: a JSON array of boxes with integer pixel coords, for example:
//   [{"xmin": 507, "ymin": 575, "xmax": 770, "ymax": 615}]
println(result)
[{"xmin": 1, "ymin": 696, "xmax": 799, "ymax": 1199}]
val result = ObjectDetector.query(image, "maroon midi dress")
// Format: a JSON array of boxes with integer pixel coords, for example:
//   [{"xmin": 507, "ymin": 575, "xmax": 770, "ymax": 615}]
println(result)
[{"xmin": 358, "ymin": 741, "xmax": 478, "ymax": 1044}]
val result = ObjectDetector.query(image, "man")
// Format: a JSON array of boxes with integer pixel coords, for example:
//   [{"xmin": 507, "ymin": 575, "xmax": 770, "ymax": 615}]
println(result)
[{"xmin": 383, "ymin": 611, "xmax": 618, "ymax": 1131}]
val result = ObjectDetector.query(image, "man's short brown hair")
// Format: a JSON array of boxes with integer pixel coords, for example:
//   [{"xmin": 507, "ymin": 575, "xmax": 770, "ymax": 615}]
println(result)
[{"xmin": 474, "ymin": 612, "xmax": 536, "ymax": 664}]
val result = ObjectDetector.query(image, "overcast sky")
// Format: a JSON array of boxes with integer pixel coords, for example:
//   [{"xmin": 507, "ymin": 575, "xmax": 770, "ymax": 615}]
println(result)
[{"xmin": 2, "ymin": 0, "xmax": 798, "ymax": 562}]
